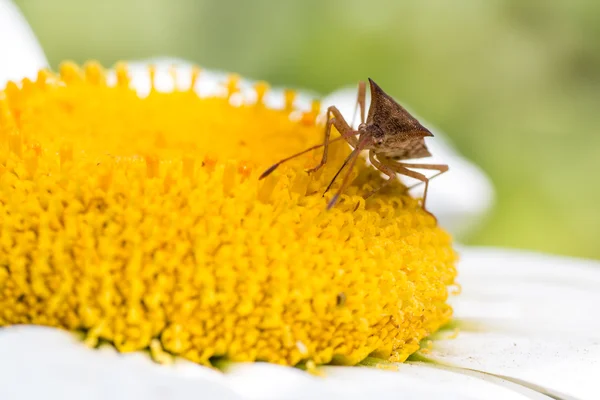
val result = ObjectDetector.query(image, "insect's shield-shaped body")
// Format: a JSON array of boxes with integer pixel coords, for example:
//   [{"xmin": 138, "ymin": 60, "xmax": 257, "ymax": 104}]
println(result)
[{"xmin": 361, "ymin": 79, "xmax": 433, "ymax": 161}]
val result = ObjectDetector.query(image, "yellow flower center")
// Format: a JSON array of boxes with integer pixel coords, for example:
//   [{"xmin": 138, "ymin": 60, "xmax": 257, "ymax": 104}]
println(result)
[{"xmin": 0, "ymin": 61, "xmax": 457, "ymax": 367}]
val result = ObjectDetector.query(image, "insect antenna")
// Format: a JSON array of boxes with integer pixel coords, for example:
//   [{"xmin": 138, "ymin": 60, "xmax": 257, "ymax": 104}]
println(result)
[
  {"xmin": 258, "ymin": 137, "xmax": 342, "ymax": 179},
  {"xmin": 259, "ymin": 130, "xmax": 359, "ymax": 180}
]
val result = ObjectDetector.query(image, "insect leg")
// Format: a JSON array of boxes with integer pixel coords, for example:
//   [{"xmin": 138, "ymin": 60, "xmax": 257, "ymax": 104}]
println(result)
[
  {"xmin": 327, "ymin": 136, "xmax": 370, "ymax": 209},
  {"xmin": 362, "ymin": 151, "xmax": 398, "ymax": 199},
  {"xmin": 323, "ymin": 147, "xmax": 359, "ymax": 196},
  {"xmin": 259, "ymin": 129, "xmax": 357, "ymax": 179},
  {"xmin": 362, "ymin": 156, "xmax": 449, "ymax": 208},
  {"xmin": 397, "ymin": 163, "xmax": 449, "ymax": 174},
  {"xmin": 394, "ymin": 166, "xmax": 430, "ymax": 208},
  {"xmin": 401, "ymin": 163, "xmax": 449, "ymax": 190},
  {"xmin": 306, "ymin": 115, "xmax": 335, "ymax": 174},
  {"xmin": 386, "ymin": 162, "xmax": 449, "ymax": 218},
  {"xmin": 307, "ymin": 106, "xmax": 358, "ymax": 174}
]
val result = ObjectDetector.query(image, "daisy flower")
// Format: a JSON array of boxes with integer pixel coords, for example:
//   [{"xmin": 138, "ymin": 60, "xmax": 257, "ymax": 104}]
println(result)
[{"xmin": 1, "ymin": 1, "xmax": 598, "ymax": 399}]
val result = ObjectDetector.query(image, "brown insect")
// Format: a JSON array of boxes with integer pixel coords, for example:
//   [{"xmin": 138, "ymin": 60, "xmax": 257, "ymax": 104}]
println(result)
[{"xmin": 260, "ymin": 79, "xmax": 448, "ymax": 212}]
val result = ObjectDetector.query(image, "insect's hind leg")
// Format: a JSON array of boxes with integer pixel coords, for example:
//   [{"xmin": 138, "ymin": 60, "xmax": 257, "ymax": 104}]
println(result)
[
  {"xmin": 364, "ymin": 157, "xmax": 448, "ymax": 222},
  {"xmin": 386, "ymin": 162, "xmax": 448, "ymax": 221},
  {"xmin": 306, "ymin": 105, "xmax": 358, "ymax": 174},
  {"xmin": 402, "ymin": 163, "xmax": 449, "ymax": 191},
  {"xmin": 362, "ymin": 151, "xmax": 398, "ymax": 199}
]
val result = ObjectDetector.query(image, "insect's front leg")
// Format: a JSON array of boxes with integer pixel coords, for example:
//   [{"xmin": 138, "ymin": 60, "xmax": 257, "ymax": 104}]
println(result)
[{"xmin": 306, "ymin": 106, "xmax": 358, "ymax": 174}]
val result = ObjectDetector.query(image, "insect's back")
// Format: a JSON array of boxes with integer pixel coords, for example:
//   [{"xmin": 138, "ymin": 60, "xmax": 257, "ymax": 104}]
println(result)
[{"xmin": 367, "ymin": 78, "xmax": 433, "ymax": 160}]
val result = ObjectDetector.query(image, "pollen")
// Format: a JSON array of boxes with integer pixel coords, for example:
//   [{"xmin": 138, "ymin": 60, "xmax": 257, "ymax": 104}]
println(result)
[{"xmin": 0, "ymin": 61, "xmax": 457, "ymax": 367}]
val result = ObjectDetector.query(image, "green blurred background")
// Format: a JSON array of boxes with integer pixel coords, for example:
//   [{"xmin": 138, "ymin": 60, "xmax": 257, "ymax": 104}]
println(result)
[{"xmin": 14, "ymin": 0, "xmax": 600, "ymax": 259}]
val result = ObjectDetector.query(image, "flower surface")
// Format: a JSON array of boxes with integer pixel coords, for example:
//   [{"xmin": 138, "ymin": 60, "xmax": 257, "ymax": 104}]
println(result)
[{"xmin": 0, "ymin": 61, "xmax": 458, "ymax": 367}]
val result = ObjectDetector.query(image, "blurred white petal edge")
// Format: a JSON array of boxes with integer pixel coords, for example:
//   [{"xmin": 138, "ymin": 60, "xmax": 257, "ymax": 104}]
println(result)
[
  {"xmin": 117, "ymin": 58, "xmax": 318, "ymax": 111},
  {"xmin": 0, "ymin": 0, "xmax": 48, "ymax": 88},
  {"xmin": 322, "ymin": 87, "xmax": 495, "ymax": 239},
  {"xmin": 2, "ymin": 247, "xmax": 599, "ymax": 399}
]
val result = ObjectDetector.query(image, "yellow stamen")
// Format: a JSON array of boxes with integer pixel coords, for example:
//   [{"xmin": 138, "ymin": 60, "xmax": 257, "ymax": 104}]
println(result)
[
  {"xmin": 0, "ymin": 62, "xmax": 457, "ymax": 367},
  {"xmin": 149, "ymin": 64, "xmax": 157, "ymax": 91},
  {"xmin": 284, "ymin": 89, "xmax": 296, "ymax": 112},
  {"xmin": 190, "ymin": 66, "xmax": 201, "ymax": 92},
  {"xmin": 254, "ymin": 81, "xmax": 269, "ymax": 105},
  {"xmin": 301, "ymin": 99, "xmax": 321, "ymax": 126},
  {"xmin": 420, "ymin": 340, "xmax": 434, "ymax": 354},
  {"xmin": 8, "ymin": 131, "xmax": 21, "ymax": 158},
  {"xmin": 376, "ymin": 363, "xmax": 399, "ymax": 371},
  {"xmin": 448, "ymin": 328, "xmax": 461, "ymax": 339},
  {"xmin": 35, "ymin": 69, "xmax": 51, "ymax": 89},
  {"xmin": 84, "ymin": 61, "xmax": 105, "ymax": 85},
  {"xmin": 451, "ymin": 282, "xmax": 462, "ymax": 295},
  {"xmin": 115, "ymin": 62, "xmax": 130, "ymax": 88},
  {"xmin": 59, "ymin": 143, "xmax": 73, "ymax": 169},
  {"xmin": 226, "ymin": 74, "xmax": 241, "ymax": 99},
  {"xmin": 60, "ymin": 61, "xmax": 82, "ymax": 83}
]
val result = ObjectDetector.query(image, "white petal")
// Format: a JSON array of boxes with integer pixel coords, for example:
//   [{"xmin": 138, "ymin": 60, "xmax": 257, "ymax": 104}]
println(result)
[
  {"xmin": 0, "ymin": 325, "xmax": 548, "ymax": 399},
  {"xmin": 322, "ymin": 364, "xmax": 551, "ymax": 400},
  {"xmin": 113, "ymin": 58, "xmax": 316, "ymax": 111},
  {"xmin": 322, "ymin": 87, "xmax": 494, "ymax": 239},
  {"xmin": 225, "ymin": 363, "xmax": 338, "ymax": 399},
  {"xmin": 225, "ymin": 362, "xmax": 531, "ymax": 399},
  {"xmin": 0, "ymin": 0, "xmax": 48, "ymax": 87},
  {"xmin": 0, "ymin": 326, "xmax": 241, "ymax": 400},
  {"xmin": 424, "ymin": 246, "xmax": 600, "ymax": 400}
]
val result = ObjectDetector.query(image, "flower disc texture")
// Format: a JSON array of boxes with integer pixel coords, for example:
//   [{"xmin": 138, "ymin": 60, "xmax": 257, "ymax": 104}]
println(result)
[{"xmin": 0, "ymin": 62, "xmax": 457, "ymax": 367}]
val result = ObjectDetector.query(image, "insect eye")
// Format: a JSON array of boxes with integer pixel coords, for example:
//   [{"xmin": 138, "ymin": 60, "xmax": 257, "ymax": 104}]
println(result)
[{"xmin": 376, "ymin": 139, "xmax": 384, "ymax": 145}]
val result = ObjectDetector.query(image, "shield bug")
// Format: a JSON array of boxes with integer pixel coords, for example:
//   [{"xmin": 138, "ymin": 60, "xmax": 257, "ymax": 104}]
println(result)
[{"xmin": 260, "ymin": 79, "xmax": 448, "ymax": 214}]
